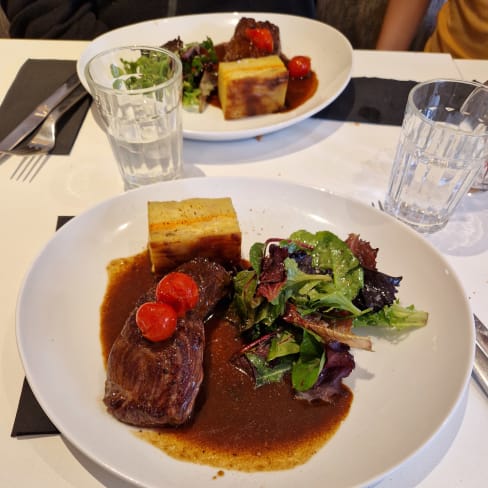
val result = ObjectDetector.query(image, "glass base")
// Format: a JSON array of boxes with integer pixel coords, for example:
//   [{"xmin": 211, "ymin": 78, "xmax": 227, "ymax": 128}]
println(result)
[{"xmin": 384, "ymin": 202, "xmax": 449, "ymax": 234}]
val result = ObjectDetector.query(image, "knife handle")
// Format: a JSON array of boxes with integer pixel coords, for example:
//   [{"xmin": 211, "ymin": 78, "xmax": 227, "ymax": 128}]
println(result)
[
  {"xmin": 36, "ymin": 73, "xmax": 81, "ymax": 118},
  {"xmin": 473, "ymin": 345, "xmax": 488, "ymax": 397},
  {"xmin": 473, "ymin": 314, "xmax": 488, "ymax": 397},
  {"xmin": 46, "ymin": 84, "xmax": 89, "ymax": 123},
  {"xmin": 0, "ymin": 73, "xmax": 83, "ymax": 152}
]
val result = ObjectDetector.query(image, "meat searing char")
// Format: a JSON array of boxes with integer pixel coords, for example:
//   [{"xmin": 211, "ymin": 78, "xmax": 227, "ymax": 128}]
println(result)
[
  {"xmin": 103, "ymin": 258, "xmax": 231, "ymax": 427},
  {"xmin": 223, "ymin": 17, "xmax": 282, "ymax": 62}
]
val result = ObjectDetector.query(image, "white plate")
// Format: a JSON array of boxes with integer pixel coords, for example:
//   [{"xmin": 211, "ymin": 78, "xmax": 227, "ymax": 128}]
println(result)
[
  {"xmin": 16, "ymin": 177, "xmax": 474, "ymax": 488},
  {"xmin": 77, "ymin": 12, "xmax": 352, "ymax": 141}
]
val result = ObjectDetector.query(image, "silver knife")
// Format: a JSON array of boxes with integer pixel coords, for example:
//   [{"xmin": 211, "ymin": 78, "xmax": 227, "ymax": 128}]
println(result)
[
  {"xmin": 473, "ymin": 314, "xmax": 488, "ymax": 397},
  {"xmin": 475, "ymin": 314, "xmax": 488, "ymax": 358},
  {"xmin": 0, "ymin": 73, "xmax": 81, "ymax": 152}
]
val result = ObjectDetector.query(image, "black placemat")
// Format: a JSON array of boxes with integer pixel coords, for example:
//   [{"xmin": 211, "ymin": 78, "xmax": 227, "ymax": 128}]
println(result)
[
  {"xmin": 0, "ymin": 59, "xmax": 91, "ymax": 154},
  {"xmin": 314, "ymin": 77, "xmax": 417, "ymax": 126},
  {"xmin": 11, "ymin": 216, "xmax": 73, "ymax": 437}
]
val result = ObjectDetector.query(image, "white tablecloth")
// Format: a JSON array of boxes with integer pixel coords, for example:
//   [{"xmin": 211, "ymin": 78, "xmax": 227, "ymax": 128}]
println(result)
[{"xmin": 1, "ymin": 40, "xmax": 487, "ymax": 487}]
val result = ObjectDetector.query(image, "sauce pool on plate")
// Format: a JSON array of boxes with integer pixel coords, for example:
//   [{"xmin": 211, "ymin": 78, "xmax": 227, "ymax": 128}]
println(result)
[{"xmin": 100, "ymin": 250, "xmax": 352, "ymax": 471}]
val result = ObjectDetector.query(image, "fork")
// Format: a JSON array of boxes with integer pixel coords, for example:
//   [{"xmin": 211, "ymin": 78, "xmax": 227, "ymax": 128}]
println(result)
[{"xmin": 1, "ymin": 84, "xmax": 88, "ymax": 157}]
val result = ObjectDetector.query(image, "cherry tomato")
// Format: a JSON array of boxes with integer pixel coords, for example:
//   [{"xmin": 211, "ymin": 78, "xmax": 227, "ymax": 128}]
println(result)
[
  {"xmin": 135, "ymin": 302, "xmax": 177, "ymax": 342},
  {"xmin": 288, "ymin": 56, "xmax": 312, "ymax": 79},
  {"xmin": 156, "ymin": 272, "xmax": 199, "ymax": 317},
  {"xmin": 244, "ymin": 27, "xmax": 274, "ymax": 53}
]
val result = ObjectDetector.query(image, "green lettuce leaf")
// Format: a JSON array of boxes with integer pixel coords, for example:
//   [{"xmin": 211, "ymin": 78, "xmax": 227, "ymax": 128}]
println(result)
[
  {"xmin": 268, "ymin": 330, "xmax": 300, "ymax": 360},
  {"xmin": 283, "ymin": 258, "xmax": 362, "ymax": 316},
  {"xmin": 291, "ymin": 330, "xmax": 326, "ymax": 392},
  {"xmin": 289, "ymin": 230, "xmax": 363, "ymax": 300},
  {"xmin": 245, "ymin": 353, "xmax": 293, "ymax": 387},
  {"xmin": 249, "ymin": 241, "xmax": 266, "ymax": 275},
  {"xmin": 353, "ymin": 301, "xmax": 428, "ymax": 328}
]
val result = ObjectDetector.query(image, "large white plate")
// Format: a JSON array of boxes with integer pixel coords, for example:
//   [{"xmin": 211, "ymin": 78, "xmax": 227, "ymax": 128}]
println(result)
[
  {"xmin": 77, "ymin": 12, "xmax": 352, "ymax": 141},
  {"xmin": 16, "ymin": 177, "xmax": 474, "ymax": 488}
]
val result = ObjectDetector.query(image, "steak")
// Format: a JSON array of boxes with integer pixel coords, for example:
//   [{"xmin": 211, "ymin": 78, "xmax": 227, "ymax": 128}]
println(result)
[
  {"xmin": 222, "ymin": 17, "xmax": 282, "ymax": 62},
  {"xmin": 103, "ymin": 258, "xmax": 231, "ymax": 427}
]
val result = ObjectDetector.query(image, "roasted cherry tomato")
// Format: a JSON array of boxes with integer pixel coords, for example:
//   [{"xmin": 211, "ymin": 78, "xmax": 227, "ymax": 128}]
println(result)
[
  {"xmin": 288, "ymin": 56, "xmax": 312, "ymax": 79},
  {"xmin": 244, "ymin": 27, "xmax": 274, "ymax": 53},
  {"xmin": 135, "ymin": 302, "xmax": 178, "ymax": 342},
  {"xmin": 156, "ymin": 272, "xmax": 199, "ymax": 317}
]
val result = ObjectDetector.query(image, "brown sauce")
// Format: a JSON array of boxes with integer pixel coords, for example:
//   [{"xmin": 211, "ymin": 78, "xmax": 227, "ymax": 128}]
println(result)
[
  {"xmin": 285, "ymin": 72, "xmax": 319, "ymax": 111},
  {"xmin": 100, "ymin": 251, "xmax": 156, "ymax": 367},
  {"xmin": 100, "ymin": 250, "xmax": 352, "ymax": 472}
]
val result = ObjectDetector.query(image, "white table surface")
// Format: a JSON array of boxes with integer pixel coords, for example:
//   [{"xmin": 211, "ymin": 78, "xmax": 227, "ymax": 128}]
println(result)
[{"xmin": 1, "ymin": 40, "xmax": 487, "ymax": 488}]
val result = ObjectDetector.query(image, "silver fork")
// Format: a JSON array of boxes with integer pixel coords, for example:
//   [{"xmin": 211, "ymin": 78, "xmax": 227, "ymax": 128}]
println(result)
[{"xmin": 2, "ymin": 84, "xmax": 88, "ymax": 157}]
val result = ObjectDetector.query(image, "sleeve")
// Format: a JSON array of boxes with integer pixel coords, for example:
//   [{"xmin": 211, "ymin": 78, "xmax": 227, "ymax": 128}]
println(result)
[
  {"xmin": 1, "ymin": 0, "xmax": 167, "ymax": 40},
  {"xmin": 1, "ymin": 0, "xmax": 109, "ymax": 39},
  {"xmin": 175, "ymin": 0, "xmax": 315, "ymax": 18}
]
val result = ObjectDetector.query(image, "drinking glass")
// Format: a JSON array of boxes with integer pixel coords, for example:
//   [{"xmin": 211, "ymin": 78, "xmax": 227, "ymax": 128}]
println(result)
[
  {"xmin": 471, "ymin": 160, "xmax": 488, "ymax": 191},
  {"xmin": 384, "ymin": 79, "xmax": 488, "ymax": 233},
  {"xmin": 86, "ymin": 46, "xmax": 183, "ymax": 190}
]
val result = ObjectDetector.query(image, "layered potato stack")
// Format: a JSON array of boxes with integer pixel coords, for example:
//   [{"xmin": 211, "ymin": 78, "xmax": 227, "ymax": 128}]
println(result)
[
  {"xmin": 218, "ymin": 55, "xmax": 289, "ymax": 120},
  {"xmin": 147, "ymin": 198, "xmax": 242, "ymax": 273}
]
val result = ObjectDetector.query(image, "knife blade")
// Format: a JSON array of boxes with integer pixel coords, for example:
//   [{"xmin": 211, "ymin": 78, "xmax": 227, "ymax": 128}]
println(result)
[{"xmin": 0, "ymin": 73, "xmax": 81, "ymax": 152}]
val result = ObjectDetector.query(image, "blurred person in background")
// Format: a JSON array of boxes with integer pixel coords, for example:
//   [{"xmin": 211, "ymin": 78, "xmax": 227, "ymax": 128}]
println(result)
[
  {"xmin": 5, "ymin": 0, "xmax": 481, "ymax": 59},
  {"xmin": 316, "ymin": 0, "xmax": 388, "ymax": 49},
  {"xmin": 314, "ymin": 0, "xmax": 443, "ymax": 50},
  {"xmin": 0, "ymin": 0, "xmax": 315, "ymax": 39},
  {"xmin": 0, "ymin": 5, "xmax": 8, "ymax": 37},
  {"xmin": 377, "ymin": 0, "xmax": 488, "ymax": 59}
]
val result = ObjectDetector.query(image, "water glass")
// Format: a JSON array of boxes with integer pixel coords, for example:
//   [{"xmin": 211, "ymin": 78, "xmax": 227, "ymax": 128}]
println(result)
[
  {"xmin": 384, "ymin": 79, "xmax": 488, "ymax": 233},
  {"xmin": 85, "ymin": 46, "xmax": 183, "ymax": 190},
  {"xmin": 471, "ymin": 160, "xmax": 488, "ymax": 191}
]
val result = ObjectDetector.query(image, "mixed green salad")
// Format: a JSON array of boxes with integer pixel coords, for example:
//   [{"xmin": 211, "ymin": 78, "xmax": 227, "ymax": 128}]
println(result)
[
  {"xmin": 162, "ymin": 36, "xmax": 219, "ymax": 112},
  {"xmin": 227, "ymin": 229, "xmax": 428, "ymax": 402},
  {"xmin": 110, "ymin": 49, "xmax": 175, "ymax": 90},
  {"xmin": 110, "ymin": 38, "xmax": 219, "ymax": 111}
]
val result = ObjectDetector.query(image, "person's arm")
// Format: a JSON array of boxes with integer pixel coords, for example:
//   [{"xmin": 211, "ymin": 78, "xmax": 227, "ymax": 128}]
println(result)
[
  {"xmin": 1, "ymin": 0, "xmax": 111, "ymax": 39},
  {"xmin": 376, "ymin": 0, "xmax": 431, "ymax": 50}
]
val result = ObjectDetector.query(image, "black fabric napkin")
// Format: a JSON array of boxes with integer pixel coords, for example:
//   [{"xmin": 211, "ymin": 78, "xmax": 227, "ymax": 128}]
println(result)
[
  {"xmin": 11, "ymin": 216, "xmax": 73, "ymax": 437},
  {"xmin": 0, "ymin": 59, "xmax": 91, "ymax": 154},
  {"xmin": 11, "ymin": 378, "xmax": 59, "ymax": 436},
  {"xmin": 314, "ymin": 77, "xmax": 418, "ymax": 126}
]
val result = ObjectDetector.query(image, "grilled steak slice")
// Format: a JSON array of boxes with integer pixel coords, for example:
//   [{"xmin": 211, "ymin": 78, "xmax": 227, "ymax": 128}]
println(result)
[
  {"xmin": 103, "ymin": 258, "xmax": 231, "ymax": 427},
  {"xmin": 223, "ymin": 17, "xmax": 282, "ymax": 62}
]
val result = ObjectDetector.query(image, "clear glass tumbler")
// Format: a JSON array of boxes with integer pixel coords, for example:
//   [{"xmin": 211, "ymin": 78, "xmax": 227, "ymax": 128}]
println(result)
[
  {"xmin": 471, "ymin": 160, "xmax": 488, "ymax": 191},
  {"xmin": 85, "ymin": 46, "xmax": 183, "ymax": 190},
  {"xmin": 384, "ymin": 79, "xmax": 488, "ymax": 233}
]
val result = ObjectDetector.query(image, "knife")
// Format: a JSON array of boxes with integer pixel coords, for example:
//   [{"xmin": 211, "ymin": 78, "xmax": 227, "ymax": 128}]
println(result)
[
  {"xmin": 473, "ymin": 314, "xmax": 488, "ymax": 397},
  {"xmin": 0, "ymin": 73, "xmax": 81, "ymax": 152},
  {"xmin": 475, "ymin": 314, "xmax": 488, "ymax": 358}
]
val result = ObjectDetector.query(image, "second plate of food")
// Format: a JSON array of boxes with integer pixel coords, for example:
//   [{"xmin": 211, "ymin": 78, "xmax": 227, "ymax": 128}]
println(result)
[{"xmin": 77, "ymin": 12, "xmax": 353, "ymax": 141}]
